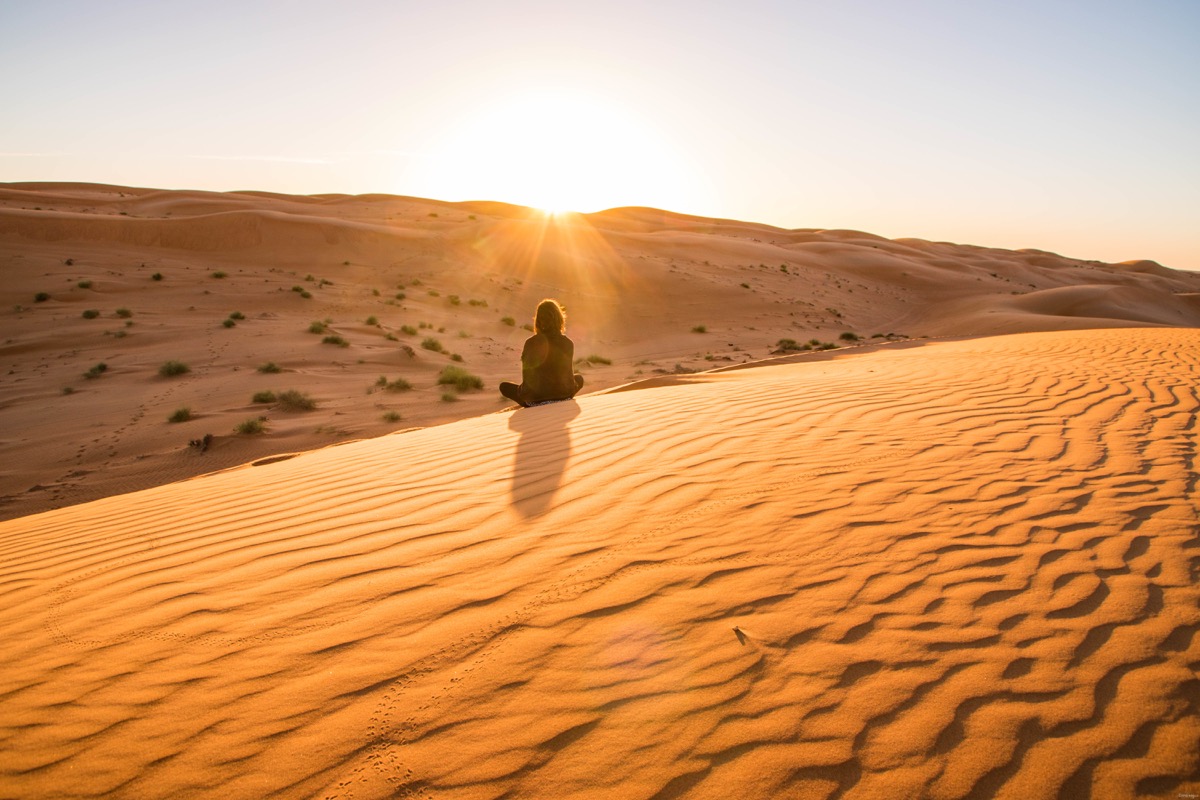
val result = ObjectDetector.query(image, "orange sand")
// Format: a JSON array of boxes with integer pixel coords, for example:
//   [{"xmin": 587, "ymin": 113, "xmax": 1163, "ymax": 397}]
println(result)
[{"xmin": 1, "ymin": 327, "xmax": 1197, "ymax": 799}]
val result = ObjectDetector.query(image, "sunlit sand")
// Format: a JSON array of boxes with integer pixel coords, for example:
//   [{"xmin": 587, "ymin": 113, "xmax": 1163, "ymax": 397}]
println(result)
[{"xmin": 1, "ymin": 184, "xmax": 1198, "ymax": 798}]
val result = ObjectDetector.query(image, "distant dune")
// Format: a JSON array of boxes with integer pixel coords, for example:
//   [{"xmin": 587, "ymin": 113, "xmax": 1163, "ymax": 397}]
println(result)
[
  {"xmin": 1, "ymin": 326, "xmax": 1196, "ymax": 798},
  {"xmin": 2, "ymin": 183, "xmax": 1198, "ymax": 520}
]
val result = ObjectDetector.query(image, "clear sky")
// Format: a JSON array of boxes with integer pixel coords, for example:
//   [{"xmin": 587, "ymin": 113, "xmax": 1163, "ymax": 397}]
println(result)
[{"xmin": 2, "ymin": 0, "xmax": 1197, "ymax": 269}]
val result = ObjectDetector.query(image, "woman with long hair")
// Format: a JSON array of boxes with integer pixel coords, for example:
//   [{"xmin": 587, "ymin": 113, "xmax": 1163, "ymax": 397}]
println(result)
[{"xmin": 499, "ymin": 299, "xmax": 584, "ymax": 407}]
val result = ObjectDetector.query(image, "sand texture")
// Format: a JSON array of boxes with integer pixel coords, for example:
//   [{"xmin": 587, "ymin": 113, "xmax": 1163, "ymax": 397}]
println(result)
[
  {"xmin": 1, "ymin": 326, "xmax": 1197, "ymax": 799},
  {"xmin": 3, "ymin": 183, "xmax": 1200, "ymax": 520}
]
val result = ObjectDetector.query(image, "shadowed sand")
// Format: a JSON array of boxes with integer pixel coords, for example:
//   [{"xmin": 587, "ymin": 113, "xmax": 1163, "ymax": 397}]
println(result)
[
  {"xmin": 3, "ymin": 182, "xmax": 1200, "ymax": 520},
  {"xmin": 1, "ymin": 327, "xmax": 1197, "ymax": 799}
]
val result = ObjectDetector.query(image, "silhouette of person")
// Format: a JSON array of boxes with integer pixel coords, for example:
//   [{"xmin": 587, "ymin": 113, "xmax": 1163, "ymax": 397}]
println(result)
[{"xmin": 499, "ymin": 299, "xmax": 584, "ymax": 407}]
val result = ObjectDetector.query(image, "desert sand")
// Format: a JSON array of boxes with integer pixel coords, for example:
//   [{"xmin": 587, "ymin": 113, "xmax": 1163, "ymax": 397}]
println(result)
[
  {"xmin": 1, "ymin": 326, "xmax": 1197, "ymax": 799},
  {"xmin": 3, "ymin": 183, "xmax": 1200, "ymax": 520},
  {"xmin": 1, "ymin": 184, "xmax": 1199, "ymax": 799}
]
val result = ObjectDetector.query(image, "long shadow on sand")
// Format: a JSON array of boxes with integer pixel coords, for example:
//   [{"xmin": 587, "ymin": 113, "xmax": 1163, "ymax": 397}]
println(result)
[{"xmin": 509, "ymin": 400, "xmax": 581, "ymax": 518}]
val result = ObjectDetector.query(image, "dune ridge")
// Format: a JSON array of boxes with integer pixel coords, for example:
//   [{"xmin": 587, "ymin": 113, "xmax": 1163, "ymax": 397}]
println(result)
[{"xmin": 1, "ymin": 327, "xmax": 1197, "ymax": 799}]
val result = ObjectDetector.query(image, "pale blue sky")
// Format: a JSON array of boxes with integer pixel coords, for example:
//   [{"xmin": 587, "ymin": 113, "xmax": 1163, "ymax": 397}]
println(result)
[{"xmin": 2, "ymin": 0, "xmax": 1197, "ymax": 268}]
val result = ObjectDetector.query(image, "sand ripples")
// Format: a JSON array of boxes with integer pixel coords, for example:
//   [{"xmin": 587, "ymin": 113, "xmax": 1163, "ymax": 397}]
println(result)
[{"xmin": 1, "ymin": 328, "xmax": 1197, "ymax": 799}]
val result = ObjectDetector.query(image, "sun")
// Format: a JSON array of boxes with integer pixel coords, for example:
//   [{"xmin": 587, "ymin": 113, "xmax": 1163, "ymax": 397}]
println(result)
[{"xmin": 405, "ymin": 88, "xmax": 711, "ymax": 214}]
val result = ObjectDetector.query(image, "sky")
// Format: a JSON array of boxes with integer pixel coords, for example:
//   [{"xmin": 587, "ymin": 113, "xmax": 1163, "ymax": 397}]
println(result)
[{"xmin": 1, "ymin": 0, "xmax": 1197, "ymax": 269}]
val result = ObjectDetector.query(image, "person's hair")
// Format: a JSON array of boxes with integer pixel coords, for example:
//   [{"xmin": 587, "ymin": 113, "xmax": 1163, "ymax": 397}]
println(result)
[{"xmin": 534, "ymin": 299, "xmax": 566, "ymax": 335}]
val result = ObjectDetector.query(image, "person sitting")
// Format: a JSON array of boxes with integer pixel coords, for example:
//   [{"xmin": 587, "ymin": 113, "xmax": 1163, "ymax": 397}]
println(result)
[{"xmin": 499, "ymin": 299, "xmax": 584, "ymax": 407}]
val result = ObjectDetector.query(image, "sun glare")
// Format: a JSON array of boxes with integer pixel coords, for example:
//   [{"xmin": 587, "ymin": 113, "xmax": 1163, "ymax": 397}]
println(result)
[{"xmin": 405, "ymin": 88, "xmax": 711, "ymax": 215}]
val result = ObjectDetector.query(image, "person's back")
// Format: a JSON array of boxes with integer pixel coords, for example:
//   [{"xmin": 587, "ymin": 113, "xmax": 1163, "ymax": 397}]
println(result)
[
  {"xmin": 500, "ymin": 299, "xmax": 584, "ymax": 407},
  {"xmin": 521, "ymin": 330, "xmax": 577, "ymax": 402}
]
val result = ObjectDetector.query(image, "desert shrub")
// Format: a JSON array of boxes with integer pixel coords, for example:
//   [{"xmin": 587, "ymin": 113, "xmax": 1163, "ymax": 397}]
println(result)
[
  {"xmin": 418, "ymin": 321, "xmax": 429, "ymax": 329},
  {"xmin": 276, "ymin": 389, "xmax": 316, "ymax": 411},
  {"xmin": 365, "ymin": 315, "xmax": 378, "ymax": 326},
  {"xmin": 421, "ymin": 337, "xmax": 444, "ymax": 352},
  {"xmin": 468, "ymin": 298, "xmax": 487, "ymax": 307},
  {"xmin": 65, "ymin": 258, "xmax": 74, "ymax": 266},
  {"xmin": 808, "ymin": 339, "xmax": 822, "ymax": 347},
  {"xmin": 586, "ymin": 354, "xmax": 612, "ymax": 365},
  {"xmin": 400, "ymin": 324, "xmax": 417, "ymax": 335},
  {"xmin": 427, "ymin": 289, "xmax": 440, "ymax": 297},
  {"xmin": 211, "ymin": 270, "xmax": 227, "ymax": 279},
  {"xmin": 319, "ymin": 279, "xmax": 333, "ymax": 287},
  {"xmin": 501, "ymin": 316, "xmax": 515, "ymax": 326},
  {"xmin": 34, "ymin": 292, "xmax": 49, "ymax": 302},
  {"xmin": 322, "ymin": 334, "xmax": 349, "ymax": 347},
  {"xmin": 379, "ymin": 377, "xmax": 412, "ymax": 392},
  {"xmin": 382, "ymin": 411, "xmax": 402, "ymax": 423},
  {"xmin": 450, "ymin": 353, "xmax": 463, "ymax": 362},
  {"xmin": 308, "ymin": 320, "xmax": 327, "ymax": 334},
  {"xmin": 818, "ymin": 342, "xmax": 839, "ymax": 351},
  {"xmin": 258, "ymin": 362, "xmax": 283, "ymax": 374},
  {"xmin": 372, "ymin": 289, "xmax": 380, "ymax": 296},
  {"xmin": 437, "ymin": 365, "xmax": 483, "ymax": 391},
  {"xmin": 292, "ymin": 285, "xmax": 304, "ymax": 293},
  {"xmin": 152, "ymin": 272, "xmax": 163, "ymax": 281},
  {"xmin": 77, "ymin": 280, "xmax": 92, "ymax": 289},
  {"xmin": 692, "ymin": 324, "xmax": 707, "ymax": 333},
  {"xmin": 300, "ymin": 290, "xmax": 312, "ymax": 299},
  {"xmin": 252, "ymin": 390, "xmax": 276, "ymax": 404},
  {"xmin": 168, "ymin": 407, "xmax": 192, "ymax": 423},
  {"xmin": 83, "ymin": 362, "xmax": 108, "ymax": 379},
  {"xmin": 81, "ymin": 309, "xmax": 100, "ymax": 319},
  {"xmin": 385, "ymin": 332, "xmax": 398, "ymax": 341},
  {"xmin": 229, "ymin": 311, "xmax": 245, "ymax": 320},
  {"xmin": 776, "ymin": 339, "xmax": 808, "ymax": 352},
  {"xmin": 521, "ymin": 323, "xmax": 533, "ymax": 332},
  {"xmin": 448, "ymin": 295, "xmax": 461, "ymax": 305},
  {"xmin": 159, "ymin": 360, "xmax": 190, "ymax": 377},
  {"xmin": 62, "ymin": 386, "xmax": 75, "ymax": 395},
  {"xmin": 235, "ymin": 417, "xmax": 266, "ymax": 435},
  {"xmin": 428, "ymin": 212, "xmax": 438, "ymax": 217},
  {"xmin": 395, "ymin": 292, "xmax": 406, "ymax": 301},
  {"xmin": 839, "ymin": 331, "xmax": 859, "ymax": 341},
  {"xmin": 440, "ymin": 391, "xmax": 458, "ymax": 402},
  {"xmin": 740, "ymin": 282, "xmax": 750, "ymax": 289},
  {"xmin": 115, "ymin": 307, "xmax": 133, "ymax": 318},
  {"xmin": 222, "ymin": 318, "xmax": 236, "ymax": 328}
]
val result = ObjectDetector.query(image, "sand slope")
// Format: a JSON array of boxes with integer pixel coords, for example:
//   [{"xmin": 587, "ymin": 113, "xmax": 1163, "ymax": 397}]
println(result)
[
  {"xmin": 1, "ymin": 327, "xmax": 1196, "ymax": 799},
  {"xmin": 3, "ymin": 183, "xmax": 1200, "ymax": 520}
]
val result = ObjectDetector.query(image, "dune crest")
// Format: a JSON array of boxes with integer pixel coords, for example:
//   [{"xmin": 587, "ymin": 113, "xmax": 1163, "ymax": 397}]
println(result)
[{"xmin": 1, "ymin": 327, "xmax": 1197, "ymax": 798}]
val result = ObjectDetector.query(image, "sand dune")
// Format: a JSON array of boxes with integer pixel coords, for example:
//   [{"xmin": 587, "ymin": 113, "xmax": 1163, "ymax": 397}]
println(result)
[
  {"xmin": 0, "ymin": 327, "xmax": 1196, "ymax": 799},
  {"xmin": 2, "ymin": 182, "xmax": 1199, "ymax": 524}
]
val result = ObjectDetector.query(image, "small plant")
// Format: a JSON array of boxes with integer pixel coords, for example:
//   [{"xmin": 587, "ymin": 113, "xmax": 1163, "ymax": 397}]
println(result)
[
  {"xmin": 222, "ymin": 318, "xmax": 236, "ymax": 328},
  {"xmin": 152, "ymin": 272, "xmax": 163, "ymax": 281},
  {"xmin": 292, "ymin": 285, "xmax": 304, "ymax": 293},
  {"xmin": 82, "ymin": 309, "xmax": 100, "ymax": 319},
  {"xmin": 501, "ymin": 316, "xmax": 515, "ymax": 326},
  {"xmin": 521, "ymin": 323, "xmax": 533, "ymax": 332},
  {"xmin": 235, "ymin": 417, "xmax": 266, "ymax": 435},
  {"xmin": 308, "ymin": 320, "xmax": 327, "ymax": 334},
  {"xmin": 448, "ymin": 294, "xmax": 461, "ymax": 305},
  {"xmin": 276, "ymin": 389, "xmax": 317, "ymax": 411},
  {"xmin": 379, "ymin": 376, "xmax": 412, "ymax": 392},
  {"xmin": 776, "ymin": 339, "xmax": 809, "ymax": 352},
  {"xmin": 382, "ymin": 411, "xmax": 402, "ymax": 422},
  {"xmin": 372, "ymin": 289, "xmax": 380, "ymax": 297},
  {"xmin": 83, "ymin": 362, "xmax": 108, "ymax": 379},
  {"xmin": 229, "ymin": 311, "xmax": 245, "ymax": 320},
  {"xmin": 62, "ymin": 386, "xmax": 75, "ymax": 395},
  {"xmin": 252, "ymin": 390, "xmax": 277, "ymax": 404},
  {"xmin": 839, "ymin": 332, "xmax": 859, "ymax": 341},
  {"xmin": 740, "ymin": 282, "xmax": 750, "ymax": 289},
  {"xmin": 468, "ymin": 298, "xmax": 487, "ymax": 308},
  {"xmin": 780, "ymin": 264, "xmax": 789, "ymax": 273},
  {"xmin": 322, "ymin": 335, "xmax": 349, "ymax": 347},
  {"xmin": 427, "ymin": 289, "xmax": 440, "ymax": 297},
  {"xmin": 437, "ymin": 365, "xmax": 483, "ymax": 391},
  {"xmin": 168, "ymin": 407, "xmax": 192, "ymax": 423},
  {"xmin": 34, "ymin": 292, "xmax": 49, "ymax": 302},
  {"xmin": 421, "ymin": 337, "xmax": 444, "ymax": 353},
  {"xmin": 586, "ymin": 354, "xmax": 612, "ymax": 365},
  {"xmin": 65, "ymin": 258, "xmax": 74, "ymax": 266},
  {"xmin": 440, "ymin": 391, "xmax": 458, "ymax": 402},
  {"xmin": 385, "ymin": 332, "xmax": 398, "ymax": 341},
  {"xmin": 400, "ymin": 324, "xmax": 417, "ymax": 335},
  {"xmin": 691, "ymin": 325, "xmax": 707, "ymax": 333},
  {"xmin": 211, "ymin": 270, "xmax": 227, "ymax": 279},
  {"xmin": 395, "ymin": 292, "xmax": 406, "ymax": 301},
  {"xmin": 365, "ymin": 315, "xmax": 378, "ymax": 326},
  {"xmin": 258, "ymin": 362, "xmax": 283, "ymax": 373},
  {"xmin": 77, "ymin": 280, "xmax": 92, "ymax": 289},
  {"xmin": 450, "ymin": 353, "xmax": 463, "ymax": 362},
  {"xmin": 300, "ymin": 290, "xmax": 312, "ymax": 299},
  {"xmin": 159, "ymin": 360, "xmax": 190, "ymax": 377},
  {"xmin": 818, "ymin": 342, "xmax": 839, "ymax": 351},
  {"xmin": 115, "ymin": 307, "xmax": 133, "ymax": 318},
  {"xmin": 428, "ymin": 212, "xmax": 439, "ymax": 218}
]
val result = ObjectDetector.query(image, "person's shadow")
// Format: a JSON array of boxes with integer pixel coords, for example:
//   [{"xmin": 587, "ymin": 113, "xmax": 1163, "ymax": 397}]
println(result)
[{"xmin": 509, "ymin": 400, "xmax": 581, "ymax": 518}]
